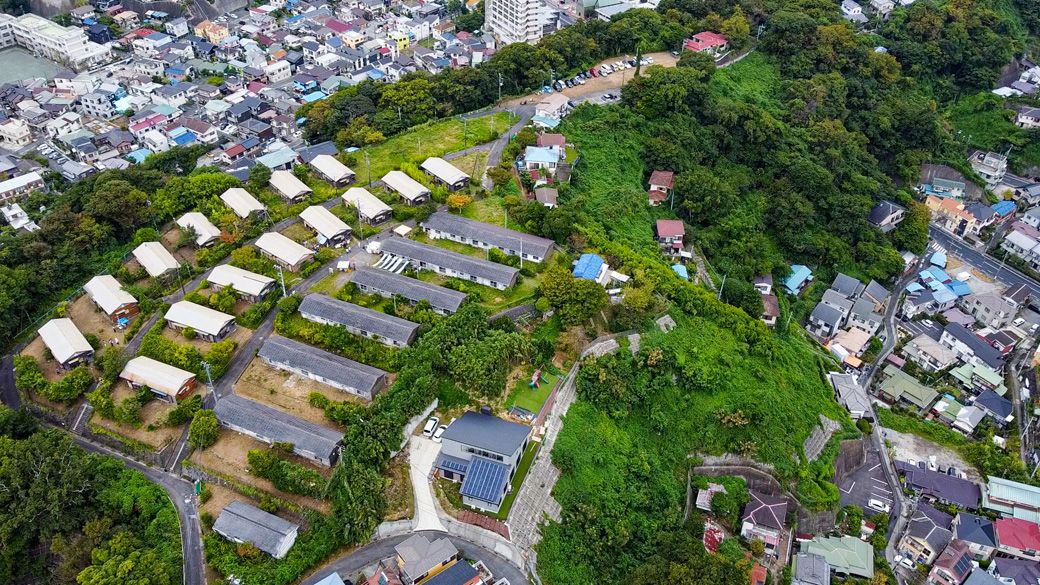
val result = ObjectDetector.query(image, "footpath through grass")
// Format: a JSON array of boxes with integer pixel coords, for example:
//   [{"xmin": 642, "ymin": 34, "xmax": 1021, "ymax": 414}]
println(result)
[{"xmin": 352, "ymin": 112, "xmax": 517, "ymax": 182}]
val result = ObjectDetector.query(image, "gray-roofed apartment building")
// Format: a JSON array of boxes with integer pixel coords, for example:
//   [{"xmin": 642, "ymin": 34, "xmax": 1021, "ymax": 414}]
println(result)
[
  {"xmin": 258, "ymin": 335, "xmax": 386, "ymax": 400},
  {"xmin": 214, "ymin": 395, "xmax": 342, "ymax": 466},
  {"xmin": 422, "ymin": 211, "xmax": 554, "ymax": 263},
  {"xmin": 351, "ymin": 265, "xmax": 467, "ymax": 315},
  {"xmin": 298, "ymin": 293, "xmax": 419, "ymax": 347},
  {"xmin": 213, "ymin": 500, "xmax": 299, "ymax": 559},
  {"xmin": 380, "ymin": 237, "xmax": 519, "ymax": 290},
  {"xmin": 434, "ymin": 410, "xmax": 532, "ymax": 513}
]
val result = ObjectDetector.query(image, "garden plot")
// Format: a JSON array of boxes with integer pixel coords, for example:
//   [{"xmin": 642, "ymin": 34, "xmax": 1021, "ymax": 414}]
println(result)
[
  {"xmin": 233, "ymin": 357, "xmax": 358, "ymax": 427},
  {"xmin": 189, "ymin": 429, "xmax": 332, "ymax": 513}
]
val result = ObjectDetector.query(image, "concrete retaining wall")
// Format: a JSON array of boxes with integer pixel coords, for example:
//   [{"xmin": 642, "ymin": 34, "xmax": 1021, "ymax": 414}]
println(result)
[{"xmin": 392, "ymin": 398, "xmax": 437, "ymax": 457}]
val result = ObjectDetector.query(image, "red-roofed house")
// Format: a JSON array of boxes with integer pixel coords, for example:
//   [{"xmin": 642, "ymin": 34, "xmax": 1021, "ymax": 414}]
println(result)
[
  {"xmin": 648, "ymin": 170, "xmax": 674, "ymax": 206},
  {"xmin": 684, "ymin": 31, "xmax": 728, "ymax": 56},
  {"xmin": 537, "ymin": 133, "xmax": 566, "ymax": 149},
  {"xmin": 750, "ymin": 564, "xmax": 767, "ymax": 585},
  {"xmin": 655, "ymin": 219, "xmax": 685, "ymax": 253},
  {"xmin": 997, "ymin": 518, "xmax": 1040, "ymax": 560},
  {"xmin": 222, "ymin": 144, "xmax": 246, "ymax": 163}
]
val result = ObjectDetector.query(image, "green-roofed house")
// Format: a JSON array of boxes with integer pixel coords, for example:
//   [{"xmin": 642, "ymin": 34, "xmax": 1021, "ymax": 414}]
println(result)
[
  {"xmin": 803, "ymin": 536, "xmax": 874, "ymax": 579},
  {"xmin": 878, "ymin": 365, "xmax": 939, "ymax": 410},
  {"xmin": 983, "ymin": 476, "xmax": 1040, "ymax": 524},
  {"xmin": 933, "ymin": 395, "xmax": 984, "ymax": 435},
  {"xmin": 950, "ymin": 362, "xmax": 1007, "ymax": 396}
]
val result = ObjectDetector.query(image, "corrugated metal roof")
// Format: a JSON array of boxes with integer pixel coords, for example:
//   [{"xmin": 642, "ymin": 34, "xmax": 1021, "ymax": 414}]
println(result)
[
  {"xmin": 255, "ymin": 232, "xmax": 314, "ymax": 267},
  {"xmin": 38, "ymin": 318, "xmax": 92, "ymax": 365},
  {"xmin": 342, "ymin": 187, "xmax": 391, "ymax": 221},
  {"xmin": 214, "ymin": 394, "xmax": 341, "ymax": 463},
  {"xmin": 132, "ymin": 241, "xmax": 180, "ymax": 277},
  {"xmin": 83, "ymin": 275, "xmax": 137, "ymax": 316},
  {"xmin": 269, "ymin": 170, "xmax": 312, "ymax": 200},
  {"xmin": 298, "ymin": 293, "xmax": 418, "ymax": 345},
  {"xmin": 220, "ymin": 187, "xmax": 266, "ymax": 218},
  {"xmin": 381, "ymin": 170, "xmax": 430, "ymax": 202},
  {"xmin": 299, "ymin": 205, "xmax": 350, "ymax": 241},
  {"xmin": 351, "ymin": 266, "xmax": 466, "ymax": 314},
  {"xmin": 421, "ymin": 156, "xmax": 468, "ymax": 184},
  {"xmin": 258, "ymin": 335, "xmax": 385, "ymax": 398},
  {"xmin": 119, "ymin": 356, "xmax": 195, "ymax": 397},
  {"xmin": 309, "ymin": 154, "xmax": 353, "ymax": 182},
  {"xmin": 213, "ymin": 500, "xmax": 298, "ymax": 558},
  {"xmin": 380, "ymin": 237, "xmax": 519, "ymax": 286},
  {"xmin": 176, "ymin": 212, "xmax": 221, "ymax": 247},
  {"xmin": 207, "ymin": 264, "xmax": 274, "ymax": 298},
  {"xmin": 423, "ymin": 211, "xmax": 554, "ymax": 259}
]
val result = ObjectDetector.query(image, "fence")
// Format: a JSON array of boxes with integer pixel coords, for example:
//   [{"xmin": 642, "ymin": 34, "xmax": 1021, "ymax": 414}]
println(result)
[{"xmin": 391, "ymin": 398, "xmax": 437, "ymax": 457}]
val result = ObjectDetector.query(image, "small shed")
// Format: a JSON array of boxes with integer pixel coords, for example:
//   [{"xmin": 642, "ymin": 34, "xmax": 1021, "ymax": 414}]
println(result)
[{"xmin": 38, "ymin": 318, "xmax": 94, "ymax": 368}]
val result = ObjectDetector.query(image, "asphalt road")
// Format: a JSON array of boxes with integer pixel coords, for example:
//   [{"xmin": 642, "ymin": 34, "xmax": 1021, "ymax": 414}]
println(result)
[
  {"xmin": 930, "ymin": 226, "xmax": 1040, "ymax": 299},
  {"xmin": 300, "ymin": 531, "xmax": 526, "ymax": 585}
]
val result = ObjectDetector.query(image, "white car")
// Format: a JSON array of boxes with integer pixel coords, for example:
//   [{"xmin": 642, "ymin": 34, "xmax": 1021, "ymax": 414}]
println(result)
[
  {"xmin": 432, "ymin": 424, "xmax": 447, "ymax": 443},
  {"xmin": 423, "ymin": 416, "xmax": 439, "ymax": 437},
  {"xmin": 868, "ymin": 498, "xmax": 891, "ymax": 513}
]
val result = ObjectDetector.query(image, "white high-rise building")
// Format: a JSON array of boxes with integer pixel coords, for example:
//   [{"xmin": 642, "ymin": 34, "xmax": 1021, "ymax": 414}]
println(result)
[
  {"xmin": 0, "ymin": 14, "xmax": 111, "ymax": 71},
  {"xmin": 486, "ymin": 0, "xmax": 555, "ymax": 44}
]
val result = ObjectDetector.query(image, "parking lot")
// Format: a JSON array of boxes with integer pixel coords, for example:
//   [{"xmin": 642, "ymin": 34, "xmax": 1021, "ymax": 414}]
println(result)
[
  {"xmin": 839, "ymin": 447, "xmax": 896, "ymax": 519},
  {"xmin": 898, "ymin": 317, "xmax": 943, "ymax": 341}
]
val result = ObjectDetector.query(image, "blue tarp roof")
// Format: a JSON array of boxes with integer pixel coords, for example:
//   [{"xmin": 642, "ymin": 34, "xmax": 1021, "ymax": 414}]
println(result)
[
  {"xmin": 931, "ymin": 250, "xmax": 947, "ymax": 268},
  {"xmin": 573, "ymin": 253, "xmax": 604, "ymax": 280},
  {"xmin": 459, "ymin": 456, "xmax": 509, "ymax": 504},
  {"xmin": 525, "ymin": 146, "xmax": 558, "ymax": 165},
  {"xmin": 672, "ymin": 264, "xmax": 689, "ymax": 280},
  {"xmin": 992, "ymin": 201, "xmax": 1016, "ymax": 217},
  {"xmin": 531, "ymin": 114, "xmax": 561, "ymax": 129},
  {"xmin": 301, "ymin": 90, "xmax": 327, "ymax": 103},
  {"xmin": 948, "ymin": 280, "xmax": 972, "ymax": 297},
  {"xmin": 126, "ymin": 148, "xmax": 152, "ymax": 163},
  {"xmin": 783, "ymin": 264, "xmax": 812, "ymax": 293}
]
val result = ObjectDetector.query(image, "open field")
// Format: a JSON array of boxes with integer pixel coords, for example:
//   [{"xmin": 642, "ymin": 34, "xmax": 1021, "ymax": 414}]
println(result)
[
  {"xmin": 383, "ymin": 453, "xmax": 414, "ymax": 521},
  {"xmin": 190, "ymin": 429, "xmax": 332, "ymax": 513},
  {"xmin": 281, "ymin": 221, "xmax": 315, "ymax": 244},
  {"xmin": 415, "ymin": 269, "xmax": 539, "ymax": 312},
  {"xmin": 233, "ymin": 358, "xmax": 355, "ymax": 427},
  {"xmin": 91, "ymin": 382, "xmax": 182, "ymax": 450},
  {"xmin": 351, "ymin": 111, "xmax": 517, "ymax": 182},
  {"xmin": 162, "ymin": 226, "xmax": 199, "ymax": 265},
  {"xmin": 199, "ymin": 482, "xmax": 240, "ymax": 519},
  {"xmin": 451, "ymin": 151, "xmax": 488, "ymax": 181}
]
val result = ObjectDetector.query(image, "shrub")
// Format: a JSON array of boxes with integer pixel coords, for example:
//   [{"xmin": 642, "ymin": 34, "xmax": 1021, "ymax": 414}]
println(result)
[
  {"xmin": 188, "ymin": 410, "xmax": 219, "ymax": 449},
  {"xmin": 199, "ymin": 483, "xmax": 213, "ymax": 504},
  {"xmin": 182, "ymin": 326, "xmax": 197, "ymax": 340},
  {"xmin": 43, "ymin": 366, "xmax": 95, "ymax": 402},
  {"xmin": 165, "ymin": 395, "xmax": 203, "ymax": 427},
  {"xmin": 13, "ymin": 356, "xmax": 49, "ymax": 395},
  {"xmin": 201, "ymin": 511, "xmax": 215, "ymax": 530},
  {"xmin": 259, "ymin": 496, "xmax": 278, "ymax": 514}
]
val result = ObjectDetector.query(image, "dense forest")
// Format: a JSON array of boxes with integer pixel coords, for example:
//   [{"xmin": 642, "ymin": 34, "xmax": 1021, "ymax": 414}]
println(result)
[{"xmin": 0, "ymin": 407, "xmax": 182, "ymax": 584}]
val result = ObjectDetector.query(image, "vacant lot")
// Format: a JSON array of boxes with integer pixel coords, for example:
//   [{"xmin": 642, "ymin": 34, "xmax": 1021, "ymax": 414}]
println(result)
[
  {"xmin": 67, "ymin": 294, "xmax": 126, "ymax": 347},
  {"xmin": 383, "ymin": 453, "xmax": 414, "ymax": 522},
  {"xmin": 352, "ymin": 111, "xmax": 517, "ymax": 182},
  {"xmin": 199, "ymin": 482, "xmax": 240, "ymax": 519},
  {"xmin": 451, "ymin": 151, "xmax": 488, "ymax": 181},
  {"xmin": 190, "ymin": 429, "xmax": 332, "ymax": 513},
  {"xmin": 160, "ymin": 323, "xmax": 253, "ymax": 354},
  {"xmin": 234, "ymin": 358, "xmax": 355, "ymax": 426},
  {"xmin": 21, "ymin": 336, "xmax": 68, "ymax": 384},
  {"xmin": 881, "ymin": 426, "xmax": 980, "ymax": 483},
  {"xmin": 162, "ymin": 226, "xmax": 198, "ymax": 265},
  {"xmin": 281, "ymin": 222, "xmax": 314, "ymax": 244},
  {"xmin": 91, "ymin": 382, "xmax": 182, "ymax": 450}
]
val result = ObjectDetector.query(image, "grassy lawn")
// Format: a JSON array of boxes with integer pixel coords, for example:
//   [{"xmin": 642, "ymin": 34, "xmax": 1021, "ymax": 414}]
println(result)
[
  {"xmin": 709, "ymin": 51, "xmax": 783, "ymax": 115},
  {"xmin": 414, "ymin": 269, "xmax": 540, "ymax": 312},
  {"xmin": 452, "ymin": 151, "xmax": 488, "ymax": 179},
  {"xmin": 494, "ymin": 441, "xmax": 539, "ymax": 520},
  {"xmin": 308, "ymin": 271, "xmax": 342, "ymax": 296},
  {"xmin": 506, "ymin": 368, "xmax": 560, "ymax": 413},
  {"xmin": 460, "ymin": 196, "xmax": 531, "ymax": 229},
  {"xmin": 352, "ymin": 112, "xmax": 517, "ymax": 182}
]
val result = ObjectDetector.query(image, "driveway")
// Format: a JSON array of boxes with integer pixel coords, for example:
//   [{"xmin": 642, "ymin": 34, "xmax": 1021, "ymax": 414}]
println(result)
[
  {"xmin": 898, "ymin": 317, "xmax": 942, "ymax": 341},
  {"xmin": 409, "ymin": 436, "xmax": 447, "ymax": 533}
]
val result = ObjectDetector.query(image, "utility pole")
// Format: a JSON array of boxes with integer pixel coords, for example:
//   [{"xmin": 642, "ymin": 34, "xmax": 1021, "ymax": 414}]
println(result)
[
  {"xmin": 275, "ymin": 265, "xmax": 287, "ymax": 296},
  {"xmin": 200, "ymin": 360, "xmax": 215, "ymax": 392},
  {"xmin": 463, "ymin": 117, "xmax": 468, "ymax": 147},
  {"xmin": 364, "ymin": 150, "xmax": 371, "ymax": 187},
  {"xmin": 498, "ymin": 72, "xmax": 503, "ymax": 101}
]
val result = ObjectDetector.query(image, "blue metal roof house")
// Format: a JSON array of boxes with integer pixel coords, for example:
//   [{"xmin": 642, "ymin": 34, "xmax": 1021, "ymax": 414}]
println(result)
[
  {"xmin": 126, "ymin": 148, "xmax": 152, "ymax": 164},
  {"xmin": 992, "ymin": 200, "xmax": 1017, "ymax": 218},
  {"xmin": 783, "ymin": 265, "xmax": 813, "ymax": 295},
  {"xmin": 434, "ymin": 411, "xmax": 532, "ymax": 513},
  {"xmin": 931, "ymin": 250, "xmax": 947, "ymax": 268},
  {"xmin": 573, "ymin": 253, "xmax": 605, "ymax": 281}
]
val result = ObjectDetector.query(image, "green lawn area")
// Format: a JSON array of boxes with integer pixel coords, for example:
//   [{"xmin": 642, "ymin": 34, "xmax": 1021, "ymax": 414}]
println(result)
[
  {"xmin": 414, "ymin": 268, "xmax": 540, "ymax": 312},
  {"xmin": 506, "ymin": 368, "xmax": 560, "ymax": 413},
  {"xmin": 309, "ymin": 271, "xmax": 343, "ymax": 296},
  {"xmin": 452, "ymin": 151, "xmax": 488, "ymax": 180},
  {"xmin": 352, "ymin": 112, "xmax": 517, "ymax": 183},
  {"xmin": 493, "ymin": 441, "xmax": 539, "ymax": 520},
  {"xmin": 460, "ymin": 196, "xmax": 531, "ymax": 229},
  {"xmin": 709, "ymin": 51, "xmax": 783, "ymax": 115}
]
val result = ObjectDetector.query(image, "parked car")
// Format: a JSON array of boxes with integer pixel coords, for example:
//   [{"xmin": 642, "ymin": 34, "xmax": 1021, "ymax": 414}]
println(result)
[
  {"xmin": 423, "ymin": 417, "xmax": 439, "ymax": 437},
  {"xmin": 433, "ymin": 424, "xmax": 447, "ymax": 443},
  {"xmin": 868, "ymin": 498, "xmax": 891, "ymax": 513}
]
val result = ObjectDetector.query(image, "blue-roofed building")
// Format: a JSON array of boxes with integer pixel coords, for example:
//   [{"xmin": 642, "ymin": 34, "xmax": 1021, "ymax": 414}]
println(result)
[
  {"xmin": 783, "ymin": 264, "xmax": 813, "ymax": 295},
  {"xmin": 256, "ymin": 148, "xmax": 298, "ymax": 170},
  {"xmin": 992, "ymin": 200, "xmax": 1017, "ymax": 218},
  {"xmin": 532, "ymin": 114, "xmax": 561, "ymax": 130},
  {"xmin": 367, "ymin": 69, "xmax": 385, "ymax": 81},
  {"xmin": 301, "ymin": 91, "xmax": 327, "ymax": 103},
  {"xmin": 672, "ymin": 264, "xmax": 689, "ymax": 280},
  {"xmin": 906, "ymin": 282, "xmax": 925, "ymax": 293},
  {"xmin": 931, "ymin": 250, "xmax": 947, "ymax": 268},
  {"xmin": 573, "ymin": 253, "xmax": 606, "ymax": 282},
  {"xmin": 169, "ymin": 127, "xmax": 196, "ymax": 146},
  {"xmin": 310, "ymin": 572, "xmax": 345, "ymax": 585},
  {"xmin": 126, "ymin": 148, "xmax": 152, "ymax": 164},
  {"xmin": 948, "ymin": 280, "xmax": 972, "ymax": 297},
  {"xmin": 435, "ymin": 411, "xmax": 531, "ymax": 513}
]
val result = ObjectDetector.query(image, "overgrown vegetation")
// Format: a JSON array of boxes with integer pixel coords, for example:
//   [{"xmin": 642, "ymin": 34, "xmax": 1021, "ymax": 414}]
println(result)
[{"xmin": 0, "ymin": 413, "xmax": 182, "ymax": 584}]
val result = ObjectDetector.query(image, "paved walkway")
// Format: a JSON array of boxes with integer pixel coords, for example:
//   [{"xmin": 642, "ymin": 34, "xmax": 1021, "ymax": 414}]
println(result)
[
  {"xmin": 409, "ymin": 435, "xmax": 447, "ymax": 532},
  {"xmin": 507, "ymin": 362, "xmax": 576, "ymax": 553}
]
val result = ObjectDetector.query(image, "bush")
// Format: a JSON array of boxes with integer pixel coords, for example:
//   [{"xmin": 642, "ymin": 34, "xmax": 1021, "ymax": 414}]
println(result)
[
  {"xmin": 259, "ymin": 496, "xmax": 278, "ymax": 514},
  {"xmin": 248, "ymin": 449, "xmax": 327, "ymax": 498},
  {"xmin": 201, "ymin": 511, "xmax": 215, "ymax": 530},
  {"xmin": 43, "ymin": 366, "xmax": 95, "ymax": 402},
  {"xmin": 199, "ymin": 484, "xmax": 213, "ymax": 504},
  {"xmin": 856, "ymin": 418, "xmax": 873, "ymax": 434},
  {"xmin": 165, "ymin": 395, "xmax": 203, "ymax": 426},
  {"xmin": 188, "ymin": 410, "xmax": 219, "ymax": 449},
  {"xmin": 182, "ymin": 326, "xmax": 197, "ymax": 340},
  {"xmin": 13, "ymin": 356, "xmax": 49, "ymax": 395}
]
